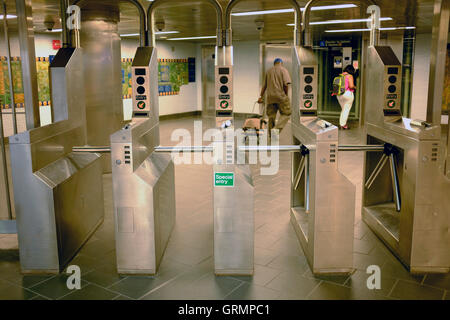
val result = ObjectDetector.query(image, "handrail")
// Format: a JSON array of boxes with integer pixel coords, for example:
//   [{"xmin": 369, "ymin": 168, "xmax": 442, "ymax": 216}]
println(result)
[
  {"xmin": 147, "ymin": 0, "xmax": 223, "ymax": 47},
  {"xmin": 225, "ymin": 0, "xmax": 302, "ymax": 46}
]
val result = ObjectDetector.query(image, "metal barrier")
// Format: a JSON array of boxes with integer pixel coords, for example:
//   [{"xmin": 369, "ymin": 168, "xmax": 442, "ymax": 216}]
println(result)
[
  {"xmin": 8, "ymin": 47, "xmax": 104, "ymax": 273},
  {"xmin": 361, "ymin": 10, "xmax": 450, "ymax": 273}
]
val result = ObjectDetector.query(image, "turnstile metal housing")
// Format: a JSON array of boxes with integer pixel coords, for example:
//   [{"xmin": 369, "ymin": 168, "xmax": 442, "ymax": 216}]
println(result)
[
  {"xmin": 213, "ymin": 163, "xmax": 254, "ymax": 276},
  {"xmin": 8, "ymin": 48, "xmax": 104, "ymax": 273},
  {"xmin": 362, "ymin": 46, "xmax": 450, "ymax": 273},
  {"xmin": 111, "ymin": 47, "xmax": 176, "ymax": 275},
  {"xmin": 213, "ymin": 45, "xmax": 254, "ymax": 276},
  {"xmin": 290, "ymin": 46, "xmax": 355, "ymax": 275}
]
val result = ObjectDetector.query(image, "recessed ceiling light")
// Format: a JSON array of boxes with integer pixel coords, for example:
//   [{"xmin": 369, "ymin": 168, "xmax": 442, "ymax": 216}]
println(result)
[
  {"xmin": 168, "ymin": 36, "xmax": 217, "ymax": 41},
  {"xmin": 231, "ymin": 4, "xmax": 357, "ymax": 16},
  {"xmin": 286, "ymin": 17, "xmax": 392, "ymax": 26},
  {"xmin": 325, "ymin": 26, "xmax": 416, "ymax": 33}
]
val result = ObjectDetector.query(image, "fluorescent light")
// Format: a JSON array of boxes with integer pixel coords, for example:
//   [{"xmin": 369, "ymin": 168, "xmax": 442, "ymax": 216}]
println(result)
[
  {"xmin": 286, "ymin": 17, "xmax": 392, "ymax": 26},
  {"xmin": 168, "ymin": 36, "xmax": 217, "ymax": 41},
  {"xmin": 120, "ymin": 33, "xmax": 139, "ymax": 37},
  {"xmin": 50, "ymin": 29, "xmax": 62, "ymax": 32},
  {"xmin": 231, "ymin": 4, "xmax": 357, "ymax": 16},
  {"xmin": 325, "ymin": 26, "xmax": 416, "ymax": 33},
  {"xmin": 155, "ymin": 31, "xmax": 179, "ymax": 35},
  {"xmin": 120, "ymin": 31, "xmax": 179, "ymax": 37},
  {"xmin": 0, "ymin": 14, "xmax": 17, "ymax": 19},
  {"xmin": 232, "ymin": 9, "xmax": 294, "ymax": 16}
]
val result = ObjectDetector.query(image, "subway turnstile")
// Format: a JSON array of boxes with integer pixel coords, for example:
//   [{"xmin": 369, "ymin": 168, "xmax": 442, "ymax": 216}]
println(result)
[
  {"xmin": 8, "ymin": 47, "xmax": 105, "ymax": 273},
  {"xmin": 111, "ymin": 47, "xmax": 176, "ymax": 275},
  {"xmin": 362, "ymin": 45, "xmax": 450, "ymax": 273},
  {"xmin": 213, "ymin": 45, "xmax": 254, "ymax": 276},
  {"xmin": 290, "ymin": 46, "xmax": 355, "ymax": 275}
]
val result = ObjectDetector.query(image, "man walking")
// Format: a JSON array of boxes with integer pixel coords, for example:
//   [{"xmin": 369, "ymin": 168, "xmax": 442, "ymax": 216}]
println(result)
[{"xmin": 258, "ymin": 58, "xmax": 292, "ymax": 139}]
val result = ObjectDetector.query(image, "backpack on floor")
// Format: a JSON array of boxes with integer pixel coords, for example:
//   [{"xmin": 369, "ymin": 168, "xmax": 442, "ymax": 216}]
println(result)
[{"xmin": 332, "ymin": 74, "xmax": 346, "ymax": 96}]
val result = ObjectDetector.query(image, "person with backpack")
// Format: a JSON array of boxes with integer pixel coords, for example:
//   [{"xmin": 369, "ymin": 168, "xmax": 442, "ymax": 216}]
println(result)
[{"xmin": 332, "ymin": 65, "xmax": 357, "ymax": 130}]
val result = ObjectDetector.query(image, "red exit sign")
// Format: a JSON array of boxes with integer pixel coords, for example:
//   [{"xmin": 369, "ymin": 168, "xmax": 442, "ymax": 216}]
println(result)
[{"xmin": 52, "ymin": 40, "xmax": 61, "ymax": 50}]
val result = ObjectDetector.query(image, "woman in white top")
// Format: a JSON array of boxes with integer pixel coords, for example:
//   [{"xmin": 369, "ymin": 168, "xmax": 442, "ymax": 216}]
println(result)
[{"xmin": 337, "ymin": 65, "xmax": 357, "ymax": 130}]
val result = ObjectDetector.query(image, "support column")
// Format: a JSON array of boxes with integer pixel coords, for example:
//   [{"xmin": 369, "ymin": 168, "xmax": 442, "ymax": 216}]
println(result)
[{"xmin": 15, "ymin": 0, "xmax": 40, "ymax": 129}]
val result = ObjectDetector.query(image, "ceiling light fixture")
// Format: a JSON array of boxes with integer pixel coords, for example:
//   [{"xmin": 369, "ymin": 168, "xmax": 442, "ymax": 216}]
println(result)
[
  {"xmin": 168, "ymin": 36, "xmax": 217, "ymax": 41},
  {"xmin": 286, "ymin": 17, "xmax": 392, "ymax": 26},
  {"xmin": 120, "ymin": 31, "xmax": 179, "ymax": 37},
  {"xmin": 231, "ymin": 4, "xmax": 357, "ymax": 16},
  {"xmin": 325, "ymin": 26, "xmax": 416, "ymax": 33},
  {"xmin": 0, "ymin": 14, "xmax": 17, "ymax": 19}
]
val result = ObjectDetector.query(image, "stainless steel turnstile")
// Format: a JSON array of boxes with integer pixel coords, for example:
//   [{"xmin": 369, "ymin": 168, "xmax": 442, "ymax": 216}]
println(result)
[
  {"xmin": 213, "ymin": 42, "xmax": 254, "ymax": 276},
  {"xmin": 8, "ymin": 47, "xmax": 105, "ymax": 274},
  {"xmin": 362, "ymin": 44, "xmax": 450, "ymax": 273},
  {"xmin": 110, "ymin": 47, "xmax": 176, "ymax": 275},
  {"xmin": 291, "ymin": 120, "xmax": 356, "ymax": 275},
  {"xmin": 289, "ymin": 42, "xmax": 355, "ymax": 275}
]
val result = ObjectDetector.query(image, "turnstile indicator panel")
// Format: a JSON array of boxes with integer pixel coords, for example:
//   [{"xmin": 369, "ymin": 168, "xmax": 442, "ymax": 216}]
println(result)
[
  {"xmin": 215, "ymin": 65, "xmax": 233, "ymax": 128},
  {"xmin": 132, "ymin": 66, "xmax": 151, "ymax": 118},
  {"xmin": 383, "ymin": 65, "xmax": 402, "ymax": 116},
  {"xmin": 299, "ymin": 65, "xmax": 318, "ymax": 116}
]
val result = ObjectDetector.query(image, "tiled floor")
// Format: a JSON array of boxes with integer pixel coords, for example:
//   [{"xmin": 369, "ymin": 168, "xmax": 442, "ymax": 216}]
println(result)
[{"xmin": 0, "ymin": 116, "xmax": 449, "ymax": 300}]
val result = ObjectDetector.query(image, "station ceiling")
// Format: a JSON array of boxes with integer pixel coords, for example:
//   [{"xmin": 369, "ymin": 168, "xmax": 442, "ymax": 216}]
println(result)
[{"xmin": 0, "ymin": 0, "xmax": 443, "ymax": 43}]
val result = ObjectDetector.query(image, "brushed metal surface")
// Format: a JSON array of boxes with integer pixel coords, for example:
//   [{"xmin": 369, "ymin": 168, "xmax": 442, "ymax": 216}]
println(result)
[
  {"xmin": 291, "ymin": 46, "xmax": 355, "ymax": 275},
  {"xmin": 80, "ymin": 4, "xmax": 124, "ymax": 171},
  {"xmin": 214, "ymin": 164, "xmax": 254, "ymax": 276},
  {"xmin": 7, "ymin": 47, "xmax": 104, "ymax": 273},
  {"xmin": 15, "ymin": 0, "xmax": 40, "ymax": 129},
  {"xmin": 111, "ymin": 138, "xmax": 175, "ymax": 275},
  {"xmin": 362, "ymin": 44, "xmax": 450, "ymax": 273}
]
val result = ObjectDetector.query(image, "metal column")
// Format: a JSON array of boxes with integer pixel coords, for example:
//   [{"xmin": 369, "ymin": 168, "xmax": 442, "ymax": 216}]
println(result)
[{"xmin": 15, "ymin": 0, "xmax": 40, "ymax": 129}]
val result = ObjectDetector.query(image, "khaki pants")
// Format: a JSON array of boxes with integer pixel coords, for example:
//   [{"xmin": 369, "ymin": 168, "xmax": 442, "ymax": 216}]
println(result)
[{"xmin": 266, "ymin": 97, "xmax": 291, "ymax": 135}]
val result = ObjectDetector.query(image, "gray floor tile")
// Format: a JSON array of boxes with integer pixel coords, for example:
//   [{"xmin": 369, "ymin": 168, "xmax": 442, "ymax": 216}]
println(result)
[
  {"xmin": 423, "ymin": 273, "xmax": 450, "ymax": 291},
  {"xmin": 345, "ymin": 270, "xmax": 396, "ymax": 298},
  {"xmin": 28, "ymin": 274, "xmax": 89, "ymax": 300},
  {"xmin": 108, "ymin": 275, "xmax": 176, "ymax": 299},
  {"xmin": 225, "ymin": 282, "xmax": 281, "ymax": 300},
  {"xmin": 308, "ymin": 281, "xmax": 389, "ymax": 300},
  {"xmin": 60, "ymin": 284, "xmax": 119, "ymax": 300},
  {"xmin": 266, "ymin": 271, "xmax": 320, "ymax": 299},
  {"xmin": 389, "ymin": 280, "xmax": 445, "ymax": 300},
  {"xmin": 302, "ymin": 268, "xmax": 350, "ymax": 286},
  {"xmin": 82, "ymin": 264, "xmax": 126, "ymax": 288},
  {"xmin": 234, "ymin": 265, "xmax": 282, "ymax": 287},
  {"xmin": 267, "ymin": 253, "xmax": 309, "ymax": 275},
  {"xmin": 381, "ymin": 260, "xmax": 425, "ymax": 284},
  {"xmin": 0, "ymin": 279, "xmax": 37, "ymax": 300}
]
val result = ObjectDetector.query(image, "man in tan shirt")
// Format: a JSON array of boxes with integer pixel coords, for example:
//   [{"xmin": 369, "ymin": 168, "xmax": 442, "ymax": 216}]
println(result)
[{"xmin": 258, "ymin": 58, "xmax": 292, "ymax": 138}]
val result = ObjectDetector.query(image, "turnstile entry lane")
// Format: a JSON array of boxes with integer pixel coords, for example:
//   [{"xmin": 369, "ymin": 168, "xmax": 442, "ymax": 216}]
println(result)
[
  {"xmin": 285, "ymin": 0, "xmax": 356, "ymax": 275},
  {"xmin": 212, "ymin": 0, "xmax": 255, "ymax": 276},
  {"xmin": 360, "ymin": 1, "xmax": 450, "ymax": 273}
]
